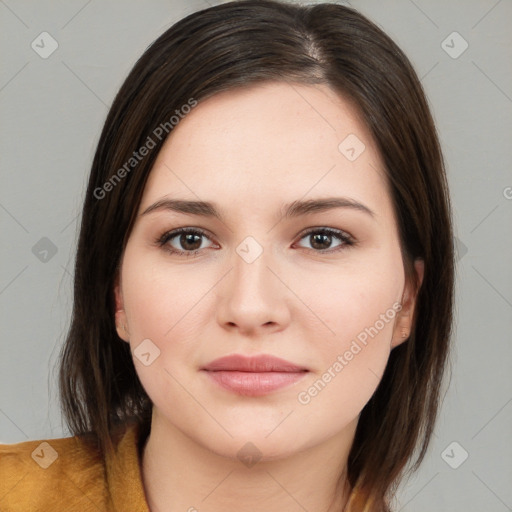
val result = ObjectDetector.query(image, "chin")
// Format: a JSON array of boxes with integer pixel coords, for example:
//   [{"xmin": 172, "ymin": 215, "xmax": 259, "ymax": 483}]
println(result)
[{"xmin": 201, "ymin": 429, "xmax": 308, "ymax": 463}]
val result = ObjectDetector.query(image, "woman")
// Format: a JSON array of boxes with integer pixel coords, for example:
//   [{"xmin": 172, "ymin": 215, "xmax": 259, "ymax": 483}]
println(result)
[{"xmin": 0, "ymin": 1, "xmax": 455, "ymax": 510}]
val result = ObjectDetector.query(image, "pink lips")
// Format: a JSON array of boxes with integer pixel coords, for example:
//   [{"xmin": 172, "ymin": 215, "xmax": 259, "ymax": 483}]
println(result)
[{"xmin": 201, "ymin": 354, "xmax": 308, "ymax": 396}]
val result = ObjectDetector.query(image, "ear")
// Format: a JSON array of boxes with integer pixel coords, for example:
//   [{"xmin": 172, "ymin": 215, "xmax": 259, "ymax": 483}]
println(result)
[
  {"xmin": 391, "ymin": 258, "xmax": 424, "ymax": 349},
  {"xmin": 114, "ymin": 273, "xmax": 130, "ymax": 343}
]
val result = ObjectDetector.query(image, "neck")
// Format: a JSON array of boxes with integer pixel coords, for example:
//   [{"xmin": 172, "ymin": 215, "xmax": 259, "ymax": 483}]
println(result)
[{"xmin": 140, "ymin": 414, "xmax": 356, "ymax": 512}]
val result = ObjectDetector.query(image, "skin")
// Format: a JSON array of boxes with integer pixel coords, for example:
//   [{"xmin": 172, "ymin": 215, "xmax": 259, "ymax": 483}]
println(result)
[{"xmin": 114, "ymin": 81, "xmax": 424, "ymax": 512}]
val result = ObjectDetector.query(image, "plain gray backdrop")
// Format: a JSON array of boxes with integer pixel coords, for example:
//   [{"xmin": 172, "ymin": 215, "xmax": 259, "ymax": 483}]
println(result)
[{"xmin": 1, "ymin": 0, "xmax": 511, "ymax": 510}]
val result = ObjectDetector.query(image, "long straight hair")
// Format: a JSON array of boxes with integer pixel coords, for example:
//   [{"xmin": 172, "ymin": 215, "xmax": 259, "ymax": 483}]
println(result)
[{"xmin": 58, "ymin": 1, "xmax": 455, "ymax": 510}]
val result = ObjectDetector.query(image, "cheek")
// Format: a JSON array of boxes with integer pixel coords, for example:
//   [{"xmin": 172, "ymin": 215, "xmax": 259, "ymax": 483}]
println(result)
[
  {"xmin": 119, "ymin": 250, "xmax": 223, "ymax": 394},
  {"xmin": 122, "ymin": 253, "xmax": 209, "ymax": 343},
  {"xmin": 300, "ymin": 260, "xmax": 402, "ymax": 348},
  {"xmin": 294, "ymin": 259, "xmax": 402, "ymax": 408},
  {"xmin": 293, "ymin": 299, "xmax": 398, "ymax": 438},
  {"xmin": 120, "ymin": 254, "xmax": 206, "ymax": 412}
]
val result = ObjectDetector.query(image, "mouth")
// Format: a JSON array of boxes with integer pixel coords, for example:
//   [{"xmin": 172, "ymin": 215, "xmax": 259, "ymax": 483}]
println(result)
[{"xmin": 200, "ymin": 354, "xmax": 309, "ymax": 397}]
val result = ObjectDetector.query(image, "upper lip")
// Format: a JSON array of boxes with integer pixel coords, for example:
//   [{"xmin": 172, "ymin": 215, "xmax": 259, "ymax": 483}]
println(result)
[{"xmin": 201, "ymin": 354, "xmax": 308, "ymax": 372}]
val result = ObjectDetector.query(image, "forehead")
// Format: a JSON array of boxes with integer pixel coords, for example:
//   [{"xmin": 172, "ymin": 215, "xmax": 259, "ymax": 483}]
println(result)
[{"xmin": 140, "ymin": 81, "xmax": 392, "ymax": 223}]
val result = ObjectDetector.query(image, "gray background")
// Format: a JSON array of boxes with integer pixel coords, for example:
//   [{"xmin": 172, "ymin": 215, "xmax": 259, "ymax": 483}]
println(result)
[{"xmin": 1, "ymin": 0, "xmax": 511, "ymax": 510}]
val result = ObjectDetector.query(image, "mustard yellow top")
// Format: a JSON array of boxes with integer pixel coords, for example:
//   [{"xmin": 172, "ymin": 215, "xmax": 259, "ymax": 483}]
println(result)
[
  {"xmin": 0, "ymin": 423, "xmax": 373, "ymax": 511},
  {"xmin": 0, "ymin": 422, "xmax": 149, "ymax": 511}
]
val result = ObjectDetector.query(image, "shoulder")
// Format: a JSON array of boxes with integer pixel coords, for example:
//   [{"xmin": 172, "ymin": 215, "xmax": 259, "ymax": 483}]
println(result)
[{"xmin": 0, "ymin": 432, "xmax": 109, "ymax": 511}]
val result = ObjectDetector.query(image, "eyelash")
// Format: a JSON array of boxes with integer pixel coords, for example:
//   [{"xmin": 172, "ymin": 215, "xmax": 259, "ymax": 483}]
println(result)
[{"xmin": 155, "ymin": 226, "xmax": 356, "ymax": 258}]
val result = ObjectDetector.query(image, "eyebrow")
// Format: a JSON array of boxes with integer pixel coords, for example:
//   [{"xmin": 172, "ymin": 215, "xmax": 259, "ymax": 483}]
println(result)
[{"xmin": 140, "ymin": 197, "xmax": 375, "ymax": 220}]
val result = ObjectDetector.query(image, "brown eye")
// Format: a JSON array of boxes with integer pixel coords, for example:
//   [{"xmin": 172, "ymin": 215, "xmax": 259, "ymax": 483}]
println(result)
[
  {"xmin": 296, "ymin": 228, "xmax": 354, "ymax": 252},
  {"xmin": 177, "ymin": 232, "xmax": 203, "ymax": 251},
  {"xmin": 158, "ymin": 228, "xmax": 214, "ymax": 256}
]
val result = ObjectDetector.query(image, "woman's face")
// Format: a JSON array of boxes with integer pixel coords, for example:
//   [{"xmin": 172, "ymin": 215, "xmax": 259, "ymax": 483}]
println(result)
[{"xmin": 115, "ymin": 81, "xmax": 423, "ymax": 460}]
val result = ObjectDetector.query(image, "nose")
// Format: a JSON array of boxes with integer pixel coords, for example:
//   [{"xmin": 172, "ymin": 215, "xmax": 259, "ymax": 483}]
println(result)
[{"xmin": 215, "ymin": 244, "xmax": 291, "ymax": 336}]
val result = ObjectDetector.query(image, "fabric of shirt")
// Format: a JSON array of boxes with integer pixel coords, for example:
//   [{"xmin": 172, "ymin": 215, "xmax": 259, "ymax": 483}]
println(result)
[
  {"xmin": 0, "ymin": 422, "xmax": 149, "ymax": 511},
  {"xmin": 0, "ymin": 422, "xmax": 374, "ymax": 511}
]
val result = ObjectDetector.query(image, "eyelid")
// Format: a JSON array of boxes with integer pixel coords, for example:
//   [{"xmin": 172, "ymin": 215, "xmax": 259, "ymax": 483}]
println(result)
[{"xmin": 296, "ymin": 225, "xmax": 354, "ymax": 241}]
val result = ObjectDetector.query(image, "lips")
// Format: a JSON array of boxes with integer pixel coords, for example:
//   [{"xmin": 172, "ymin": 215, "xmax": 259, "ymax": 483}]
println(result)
[
  {"xmin": 201, "ymin": 354, "xmax": 308, "ymax": 396},
  {"xmin": 202, "ymin": 354, "xmax": 308, "ymax": 372}
]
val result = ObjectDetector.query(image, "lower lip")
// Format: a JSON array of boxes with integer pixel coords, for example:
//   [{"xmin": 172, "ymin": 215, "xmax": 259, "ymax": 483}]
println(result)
[{"xmin": 202, "ymin": 370, "xmax": 308, "ymax": 396}]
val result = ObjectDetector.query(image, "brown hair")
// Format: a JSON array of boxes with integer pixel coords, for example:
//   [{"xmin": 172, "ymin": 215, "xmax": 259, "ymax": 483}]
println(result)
[{"xmin": 57, "ymin": 1, "xmax": 455, "ymax": 510}]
